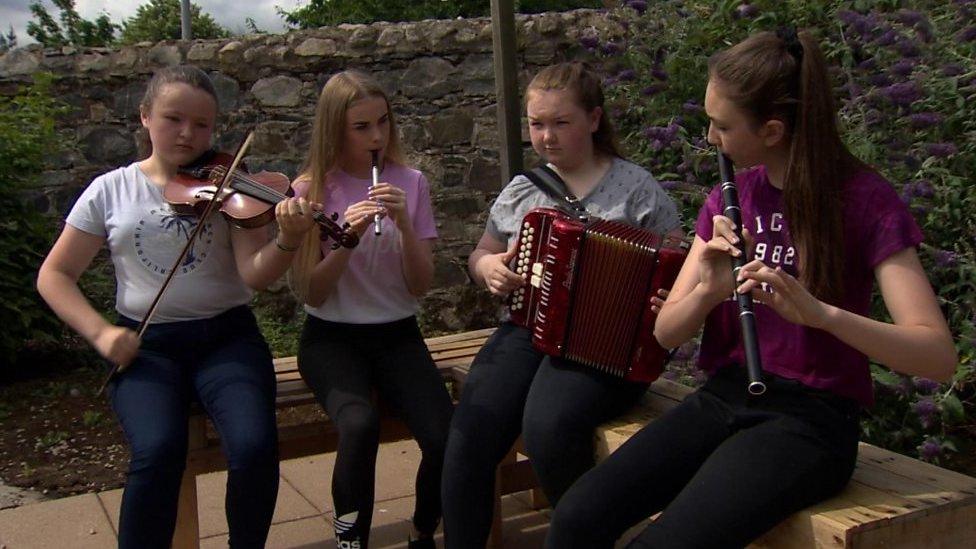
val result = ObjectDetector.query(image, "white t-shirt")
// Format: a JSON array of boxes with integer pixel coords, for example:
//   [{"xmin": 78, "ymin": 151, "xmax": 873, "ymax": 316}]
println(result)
[{"xmin": 66, "ymin": 163, "xmax": 252, "ymax": 323}]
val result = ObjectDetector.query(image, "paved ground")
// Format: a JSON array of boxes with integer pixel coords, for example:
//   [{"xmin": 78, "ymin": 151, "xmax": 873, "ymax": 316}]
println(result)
[
  {"xmin": 0, "ymin": 440, "xmax": 558, "ymax": 548},
  {"xmin": 0, "ymin": 439, "xmax": 652, "ymax": 548},
  {"xmin": 0, "ymin": 482, "xmax": 46, "ymax": 511}
]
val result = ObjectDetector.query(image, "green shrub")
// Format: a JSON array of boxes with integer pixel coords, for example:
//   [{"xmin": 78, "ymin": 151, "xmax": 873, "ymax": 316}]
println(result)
[{"xmin": 0, "ymin": 73, "xmax": 68, "ymax": 370}]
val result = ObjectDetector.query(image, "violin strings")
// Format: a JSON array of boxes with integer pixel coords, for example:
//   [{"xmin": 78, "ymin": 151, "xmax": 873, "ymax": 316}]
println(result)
[
  {"xmin": 210, "ymin": 166, "xmax": 289, "ymax": 203},
  {"xmin": 210, "ymin": 166, "xmax": 331, "ymax": 222}
]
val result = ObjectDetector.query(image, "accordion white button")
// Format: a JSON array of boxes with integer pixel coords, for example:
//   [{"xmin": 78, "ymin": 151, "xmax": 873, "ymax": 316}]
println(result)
[
  {"xmin": 531, "ymin": 262, "xmax": 544, "ymax": 276},
  {"xmin": 530, "ymin": 274, "xmax": 542, "ymax": 288}
]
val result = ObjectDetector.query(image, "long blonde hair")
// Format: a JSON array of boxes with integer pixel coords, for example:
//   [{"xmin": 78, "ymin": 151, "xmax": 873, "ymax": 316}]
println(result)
[{"xmin": 291, "ymin": 70, "xmax": 404, "ymax": 300}]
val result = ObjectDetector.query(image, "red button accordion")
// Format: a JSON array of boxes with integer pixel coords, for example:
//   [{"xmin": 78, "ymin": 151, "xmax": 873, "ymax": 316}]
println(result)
[{"xmin": 508, "ymin": 207, "xmax": 687, "ymax": 383}]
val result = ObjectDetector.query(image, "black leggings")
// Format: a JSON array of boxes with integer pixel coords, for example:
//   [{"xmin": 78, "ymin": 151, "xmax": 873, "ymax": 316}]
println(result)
[
  {"xmin": 298, "ymin": 315, "xmax": 453, "ymax": 548},
  {"xmin": 545, "ymin": 367, "xmax": 861, "ymax": 549},
  {"xmin": 441, "ymin": 322, "xmax": 648, "ymax": 548}
]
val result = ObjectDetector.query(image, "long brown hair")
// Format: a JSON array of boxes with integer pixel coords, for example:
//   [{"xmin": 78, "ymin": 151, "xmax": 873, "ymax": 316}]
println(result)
[
  {"xmin": 709, "ymin": 30, "xmax": 864, "ymax": 304},
  {"xmin": 526, "ymin": 62, "xmax": 624, "ymax": 159},
  {"xmin": 136, "ymin": 65, "xmax": 218, "ymax": 158},
  {"xmin": 291, "ymin": 70, "xmax": 404, "ymax": 300}
]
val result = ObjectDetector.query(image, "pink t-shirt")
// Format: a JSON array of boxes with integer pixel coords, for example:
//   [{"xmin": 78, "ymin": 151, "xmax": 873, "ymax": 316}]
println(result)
[
  {"xmin": 695, "ymin": 165, "xmax": 923, "ymax": 406},
  {"xmin": 295, "ymin": 163, "xmax": 438, "ymax": 324}
]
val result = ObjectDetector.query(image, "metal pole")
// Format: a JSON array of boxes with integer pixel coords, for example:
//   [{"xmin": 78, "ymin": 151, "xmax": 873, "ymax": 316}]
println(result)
[
  {"xmin": 180, "ymin": 0, "xmax": 193, "ymax": 40},
  {"xmin": 490, "ymin": 0, "xmax": 523, "ymax": 187}
]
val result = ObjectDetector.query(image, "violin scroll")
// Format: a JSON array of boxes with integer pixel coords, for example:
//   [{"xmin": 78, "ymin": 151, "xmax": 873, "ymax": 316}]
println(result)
[{"xmin": 314, "ymin": 210, "xmax": 359, "ymax": 250}]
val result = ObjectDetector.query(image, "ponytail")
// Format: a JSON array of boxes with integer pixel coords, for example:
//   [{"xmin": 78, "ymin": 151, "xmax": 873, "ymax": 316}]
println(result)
[{"xmin": 709, "ymin": 29, "xmax": 864, "ymax": 304}]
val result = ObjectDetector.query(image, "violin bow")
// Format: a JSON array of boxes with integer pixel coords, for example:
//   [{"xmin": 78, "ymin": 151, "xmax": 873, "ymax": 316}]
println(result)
[{"xmin": 97, "ymin": 132, "xmax": 256, "ymax": 396}]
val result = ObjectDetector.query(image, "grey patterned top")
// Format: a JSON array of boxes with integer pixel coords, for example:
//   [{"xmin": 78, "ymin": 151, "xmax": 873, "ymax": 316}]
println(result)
[{"xmin": 486, "ymin": 157, "xmax": 682, "ymax": 247}]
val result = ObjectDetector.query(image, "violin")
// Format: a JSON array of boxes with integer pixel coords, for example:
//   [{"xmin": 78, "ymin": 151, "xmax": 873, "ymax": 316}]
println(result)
[{"xmin": 168, "ymin": 149, "xmax": 359, "ymax": 249}]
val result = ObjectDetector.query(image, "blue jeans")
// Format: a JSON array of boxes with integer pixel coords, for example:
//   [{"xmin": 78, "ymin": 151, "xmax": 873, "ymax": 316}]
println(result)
[{"xmin": 110, "ymin": 305, "xmax": 279, "ymax": 549}]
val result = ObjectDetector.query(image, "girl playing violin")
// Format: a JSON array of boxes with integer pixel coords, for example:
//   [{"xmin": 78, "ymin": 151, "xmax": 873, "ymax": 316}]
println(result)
[
  {"xmin": 545, "ymin": 30, "xmax": 957, "ymax": 548},
  {"xmin": 36, "ymin": 65, "xmax": 317, "ymax": 548},
  {"xmin": 289, "ymin": 70, "xmax": 452, "ymax": 549}
]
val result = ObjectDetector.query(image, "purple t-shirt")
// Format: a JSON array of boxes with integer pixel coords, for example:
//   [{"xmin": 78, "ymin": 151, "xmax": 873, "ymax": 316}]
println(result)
[
  {"xmin": 295, "ymin": 163, "xmax": 438, "ymax": 324},
  {"xmin": 695, "ymin": 165, "xmax": 923, "ymax": 406}
]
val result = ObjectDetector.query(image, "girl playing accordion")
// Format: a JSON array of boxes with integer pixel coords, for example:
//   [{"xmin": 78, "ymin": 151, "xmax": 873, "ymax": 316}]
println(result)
[{"xmin": 441, "ymin": 62, "xmax": 682, "ymax": 548}]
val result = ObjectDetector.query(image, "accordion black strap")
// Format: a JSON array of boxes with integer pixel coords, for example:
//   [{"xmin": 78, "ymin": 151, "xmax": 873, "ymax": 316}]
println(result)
[{"xmin": 520, "ymin": 165, "xmax": 590, "ymax": 221}]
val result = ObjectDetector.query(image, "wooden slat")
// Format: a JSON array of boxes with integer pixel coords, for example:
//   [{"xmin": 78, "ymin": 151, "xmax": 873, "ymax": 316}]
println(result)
[
  {"xmin": 425, "ymin": 327, "xmax": 496, "ymax": 346},
  {"xmin": 856, "ymin": 443, "xmax": 976, "ymax": 491},
  {"xmin": 428, "ymin": 337, "xmax": 491, "ymax": 351},
  {"xmin": 498, "ymin": 458, "xmax": 540, "ymax": 495},
  {"xmin": 848, "ymin": 503, "xmax": 976, "ymax": 548}
]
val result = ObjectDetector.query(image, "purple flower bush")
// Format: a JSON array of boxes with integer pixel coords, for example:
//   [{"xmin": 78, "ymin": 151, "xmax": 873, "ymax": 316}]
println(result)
[{"xmin": 584, "ymin": 0, "xmax": 975, "ymax": 465}]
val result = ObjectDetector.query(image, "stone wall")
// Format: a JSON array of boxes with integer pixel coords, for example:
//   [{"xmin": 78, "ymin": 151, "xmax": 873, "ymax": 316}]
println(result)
[{"xmin": 0, "ymin": 10, "xmax": 622, "ymax": 334}]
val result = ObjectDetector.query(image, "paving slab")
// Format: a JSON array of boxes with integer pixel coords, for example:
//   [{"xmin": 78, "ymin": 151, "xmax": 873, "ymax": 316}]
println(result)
[
  {"xmin": 0, "ymin": 493, "xmax": 115, "ymax": 548},
  {"xmin": 280, "ymin": 440, "xmax": 423, "ymax": 516},
  {"xmin": 279, "ymin": 453, "xmax": 334, "ymax": 514},
  {"xmin": 201, "ymin": 515, "xmax": 334, "ymax": 549},
  {"xmin": 95, "ymin": 488, "xmax": 122, "ymax": 534},
  {"xmin": 195, "ymin": 470, "xmax": 321, "ymax": 538}
]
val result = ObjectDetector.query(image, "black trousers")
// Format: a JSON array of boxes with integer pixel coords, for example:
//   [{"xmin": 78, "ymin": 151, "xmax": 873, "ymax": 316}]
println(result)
[
  {"xmin": 298, "ymin": 315, "xmax": 453, "ymax": 548},
  {"xmin": 545, "ymin": 366, "xmax": 861, "ymax": 549},
  {"xmin": 441, "ymin": 322, "xmax": 648, "ymax": 548}
]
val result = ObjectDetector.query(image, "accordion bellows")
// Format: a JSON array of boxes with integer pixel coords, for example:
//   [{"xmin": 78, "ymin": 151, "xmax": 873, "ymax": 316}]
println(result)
[{"xmin": 509, "ymin": 208, "xmax": 687, "ymax": 383}]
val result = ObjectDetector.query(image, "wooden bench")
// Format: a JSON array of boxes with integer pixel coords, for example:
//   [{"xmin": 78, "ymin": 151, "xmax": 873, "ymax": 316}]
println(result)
[
  {"xmin": 597, "ymin": 379, "xmax": 976, "ymax": 548},
  {"xmin": 174, "ymin": 327, "xmax": 976, "ymax": 548},
  {"xmin": 453, "ymin": 359, "xmax": 976, "ymax": 548},
  {"xmin": 173, "ymin": 328, "xmax": 497, "ymax": 549}
]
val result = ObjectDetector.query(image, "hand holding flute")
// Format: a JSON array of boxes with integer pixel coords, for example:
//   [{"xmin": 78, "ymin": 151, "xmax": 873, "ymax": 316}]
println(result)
[{"xmin": 366, "ymin": 151, "xmax": 411, "ymax": 233}]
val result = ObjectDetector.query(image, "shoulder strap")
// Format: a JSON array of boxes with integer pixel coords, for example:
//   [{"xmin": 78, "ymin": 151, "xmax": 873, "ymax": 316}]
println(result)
[{"xmin": 520, "ymin": 165, "xmax": 590, "ymax": 221}]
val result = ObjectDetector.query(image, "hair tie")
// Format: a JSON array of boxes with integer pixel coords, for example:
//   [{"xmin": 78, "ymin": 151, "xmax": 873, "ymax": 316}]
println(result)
[{"xmin": 776, "ymin": 26, "xmax": 804, "ymax": 62}]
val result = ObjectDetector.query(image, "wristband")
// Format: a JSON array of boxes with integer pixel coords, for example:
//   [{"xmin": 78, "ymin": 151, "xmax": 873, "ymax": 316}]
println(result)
[{"xmin": 275, "ymin": 237, "xmax": 300, "ymax": 252}]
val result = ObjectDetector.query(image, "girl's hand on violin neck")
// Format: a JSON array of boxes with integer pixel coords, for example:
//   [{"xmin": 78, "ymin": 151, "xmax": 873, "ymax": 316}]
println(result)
[
  {"xmin": 275, "ymin": 197, "xmax": 319, "ymax": 246},
  {"xmin": 92, "ymin": 325, "xmax": 140, "ymax": 368},
  {"xmin": 368, "ymin": 182, "xmax": 410, "ymax": 230},
  {"xmin": 736, "ymin": 261, "xmax": 832, "ymax": 329},
  {"xmin": 478, "ymin": 243, "xmax": 524, "ymax": 296},
  {"xmin": 344, "ymin": 200, "xmax": 386, "ymax": 237}
]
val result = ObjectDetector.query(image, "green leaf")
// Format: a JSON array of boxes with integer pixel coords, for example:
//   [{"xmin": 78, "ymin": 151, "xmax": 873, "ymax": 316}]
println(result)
[{"xmin": 941, "ymin": 393, "xmax": 965, "ymax": 423}]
